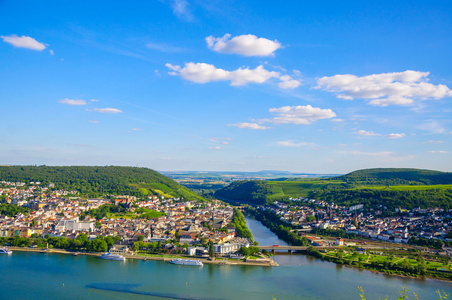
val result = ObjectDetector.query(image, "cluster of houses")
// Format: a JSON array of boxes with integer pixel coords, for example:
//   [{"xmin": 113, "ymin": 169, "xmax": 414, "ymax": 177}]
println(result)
[
  {"xmin": 263, "ymin": 197, "xmax": 451, "ymax": 245},
  {"xmin": 0, "ymin": 181, "xmax": 250, "ymax": 256}
]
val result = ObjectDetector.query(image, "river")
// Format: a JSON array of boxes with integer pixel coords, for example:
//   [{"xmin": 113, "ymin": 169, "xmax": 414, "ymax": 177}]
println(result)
[{"xmin": 0, "ymin": 217, "xmax": 450, "ymax": 299}]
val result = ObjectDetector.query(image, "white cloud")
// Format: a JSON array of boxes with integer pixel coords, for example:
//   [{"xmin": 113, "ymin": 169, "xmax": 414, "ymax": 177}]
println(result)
[
  {"xmin": 170, "ymin": 0, "xmax": 193, "ymax": 21},
  {"xmin": 386, "ymin": 133, "xmax": 406, "ymax": 139},
  {"xmin": 231, "ymin": 105, "xmax": 336, "ymax": 130},
  {"xmin": 278, "ymin": 75, "xmax": 302, "ymax": 89},
  {"xmin": 93, "ymin": 108, "xmax": 123, "ymax": 114},
  {"xmin": 58, "ymin": 99, "xmax": 86, "ymax": 106},
  {"xmin": 88, "ymin": 120, "xmax": 99, "ymax": 123},
  {"xmin": 429, "ymin": 150, "xmax": 449, "ymax": 154},
  {"xmin": 229, "ymin": 123, "xmax": 270, "ymax": 130},
  {"xmin": 268, "ymin": 105, "xmax": 336, "ymax": 125},
  {"xmin": 332, "ymin": 118, "xmax": 345, "ymax": 122},
  {"xmin": 1, "ymin": 34, "xmax": 46, "ymax": 51},
  {"xmin": 166, "ymin": 62, "xmax": 301, "ymax": 89},
  {"xmin": 208, "ymin": 146, "xmax": 221, "ymax": 150},
  {"xmin": 206, "ymin": 34, "xmax": 281, "ymax": 57},
  {"xmin": 49, "ymin": 49, "xmax": 54, "ymax": 55},
  {"xmin": 90, "ymin": 99, "xmax": 99, "ymax": 102},
  {"xmin": 316, "ymin": 70, "xmax": 452, "ymax": 107},
  {"xmin": 354, "ymin": 130, "xmax": 381, "ymax": 137},
  {"xmin": 131, "ymin": 128, "xmax": 143, "ymax": 131},
  {"xmin": 166, "ymin": 63, "xmax": 279, "ymax": 86},
  {"xmin": 422, "ymin": 140, "xmax": 443, "ymax": 144}
]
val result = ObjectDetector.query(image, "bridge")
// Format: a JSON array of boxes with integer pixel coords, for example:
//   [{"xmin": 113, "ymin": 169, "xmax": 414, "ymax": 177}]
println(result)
[
  {"xmin": 258, "ymin": 245, "xmax": 310, "ymax": 254},
  {"xmin": 258, "ymin": 244, "xmax": 383, "ymax": 254}
]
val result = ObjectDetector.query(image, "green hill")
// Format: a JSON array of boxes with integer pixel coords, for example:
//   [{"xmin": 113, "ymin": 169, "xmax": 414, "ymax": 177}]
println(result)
[
  {"xmin": 0, "ymin": 165, "xmax": 205, "ymax": 201},
  {"xmin": 336, "ymin": 168, "xmax": 452, "ymax": 185},
  {"xmin": 215, "ymin": 168, "xmax": 452, "ymax": 209}
]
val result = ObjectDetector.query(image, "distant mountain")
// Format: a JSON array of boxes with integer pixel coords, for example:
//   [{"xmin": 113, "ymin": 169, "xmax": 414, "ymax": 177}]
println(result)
[
  {"xmin": 336, "ymin": 168, "xmax": 452, "ymax": 185},
  {"xmin": 0, "ymin": 166, "xmax": 204, "ymax": 201}
]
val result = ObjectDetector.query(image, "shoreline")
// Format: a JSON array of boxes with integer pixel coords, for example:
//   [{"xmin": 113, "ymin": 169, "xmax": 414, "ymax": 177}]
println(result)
[{"xmin": 7, "ymin": 247, "xmax": 278, "ymax": 267}]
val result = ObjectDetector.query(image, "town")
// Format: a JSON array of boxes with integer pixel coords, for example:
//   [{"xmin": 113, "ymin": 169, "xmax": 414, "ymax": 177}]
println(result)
[
  {"xmin": 260, "ymin": 197, "xmax": 450, "ymax": 249},
  {"xmin": 0, "ymin": 180, "xmax": 253, "ymax": 259}
]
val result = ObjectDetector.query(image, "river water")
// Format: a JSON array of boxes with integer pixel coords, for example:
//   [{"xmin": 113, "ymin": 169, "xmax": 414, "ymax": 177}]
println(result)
[{"xmin": 0, "ymin": 217, "xmax": 450, "ymax": 299}]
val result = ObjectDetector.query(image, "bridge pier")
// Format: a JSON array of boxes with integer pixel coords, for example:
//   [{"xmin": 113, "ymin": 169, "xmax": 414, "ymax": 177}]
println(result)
[{"xmin": 288, "ymin": 249, "xmax": 293, "ymax": 254}]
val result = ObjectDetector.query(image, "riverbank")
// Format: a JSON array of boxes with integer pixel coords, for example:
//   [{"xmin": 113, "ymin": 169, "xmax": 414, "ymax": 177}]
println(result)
[
  {"xmin": 7, "ymin": 247, "xmax": 278, "ymax": 267},
  {"xmin": 244, "ymin": 208, "xmax": 452, "ymax": 282}
]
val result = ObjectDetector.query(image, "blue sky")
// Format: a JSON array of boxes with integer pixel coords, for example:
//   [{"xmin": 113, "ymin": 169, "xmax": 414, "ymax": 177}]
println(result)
[{"xmin": 1, "ymin": 0, "xmax": 451, "ymax": 173}]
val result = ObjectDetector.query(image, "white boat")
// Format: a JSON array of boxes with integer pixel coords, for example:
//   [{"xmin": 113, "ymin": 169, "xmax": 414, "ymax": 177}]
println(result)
[
  {"xmin": 98, "ymin": 253, "xmax": 126, "ymax": 261},
  {"xmin": 169, "ymin": 259, "xmax": 203, "ymax": 266},
  {"xmin": 0, "ymin": 247, "xmax": 12, "ymax": 255}
]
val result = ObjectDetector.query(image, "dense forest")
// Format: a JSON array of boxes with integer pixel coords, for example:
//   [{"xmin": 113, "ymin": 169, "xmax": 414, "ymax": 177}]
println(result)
[{"xmin": 0, "ymin": 165, "xmax": 204, "ymax": 201}]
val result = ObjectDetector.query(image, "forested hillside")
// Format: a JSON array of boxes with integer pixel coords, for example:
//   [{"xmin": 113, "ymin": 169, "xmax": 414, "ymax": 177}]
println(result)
[
  {"xmin": 214, "ymin": 180, "xmax": 274, "ymax": 205},
  {"xmin": 0, "ymin": 166, "xmax": 204, "ymax": 200},
  {"xmin": 215, "ymin": 168, "xmax": 452, "ymax": 209},
  {"xmin": 336, "ymin": 168, "xmax": 452, "ymax": 186}
]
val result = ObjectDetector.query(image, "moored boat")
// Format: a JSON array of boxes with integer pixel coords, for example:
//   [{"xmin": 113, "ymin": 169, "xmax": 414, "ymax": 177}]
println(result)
[
  {"xmin": 98, "ymin": 252, "xmax": 126, "ymax": 261},
  {"xmin": 169, "ymin": 258, "xmax": 203, "ymax": 266},
  {"xmin": 0, "ymin": 247, "xmax": 12, "ymax": 255}
]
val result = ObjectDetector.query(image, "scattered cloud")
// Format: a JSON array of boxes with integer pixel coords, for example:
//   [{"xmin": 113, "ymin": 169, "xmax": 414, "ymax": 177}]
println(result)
[
  {"xmin": 231, "ymin": 105, "xmax": 336, "ymax": 130},
  {"xmin": 209, "ymin": 137, "xmax": 231, "ymax": 145},
  {"xmin": 229, "ymin": 123, "xmax": 271, "ymax": 130},
  {"xmin": 166, "ymin": 62, "xmax": 301, "ymax": 89},
  {"xmin": 90, "ymin": 99, "xmax": 99, "ymax": 102},
  {"xmin": 316, "ymin": 70, "xmax": 452, "ymax": 107},
  {"xmin": 88, "ymin": 120, "xmax": 99, "ymax": 123},
  {"xmin": 130, "ymin": 128, "xmax": 143, "ymax": 131},
  {"xmin": 168, "ymin": 0, "xmax": 193, "ymax": 21},
  {"xmin": 332, "ymin": 118, "xmax": 345, "ymax": 122},
  {"xmin": 422, "ymin": 140, "xmax": 443, "ymax": 144},
  {"xmin": 354, "ymin": 130, "xmax": 381, "ymax": 137},
  {"xmin": 206, "ymin": 34, "xmax": 281, "ymax": 57},
  {"xmin": 208, "ymin": 146, "xmax": 221, "ymax": 150},
  {"xmin": 278, "ymin": 75, "xmax": 302, "ymax": 89},
  {"xmin": 429, "ymin": 150, "xmax": 449, "ymax": 154},
  {"xmin": 386, "ymin": 133, "xmax": 406, "ymax": 139},
  {"xmin": 1, "ymin": 34, "xmax": 46, "ymax": 51},
  {"xmin": 49, "ymin": 49, "xmax": 54, "ymax": 55},
  {"xmin": 93, "ymin": 108, "xmax": 123, "ymax": 114},
  {"xmin": 266, "ymin": 105, "xmax": 336, "ymax": 125},
  {"xmin": 58, "ymin": 98, "xmax": 87, "ymax": 106}
]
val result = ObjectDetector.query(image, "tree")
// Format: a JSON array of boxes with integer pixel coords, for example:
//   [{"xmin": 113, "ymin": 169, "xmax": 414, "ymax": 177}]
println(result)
[
  {"xmin": 132, "ymin": 242, "xmax": 141, "ymax": 252},
  {"xmin": 208, "ymin": 241, "xmax": 214, "ymax": 258}
]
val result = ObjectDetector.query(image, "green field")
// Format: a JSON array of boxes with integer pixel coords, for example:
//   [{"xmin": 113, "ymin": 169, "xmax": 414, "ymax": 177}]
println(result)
[{"xmin": 266, "ymin": 180, "xmax": 344, "ymax": 199}]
